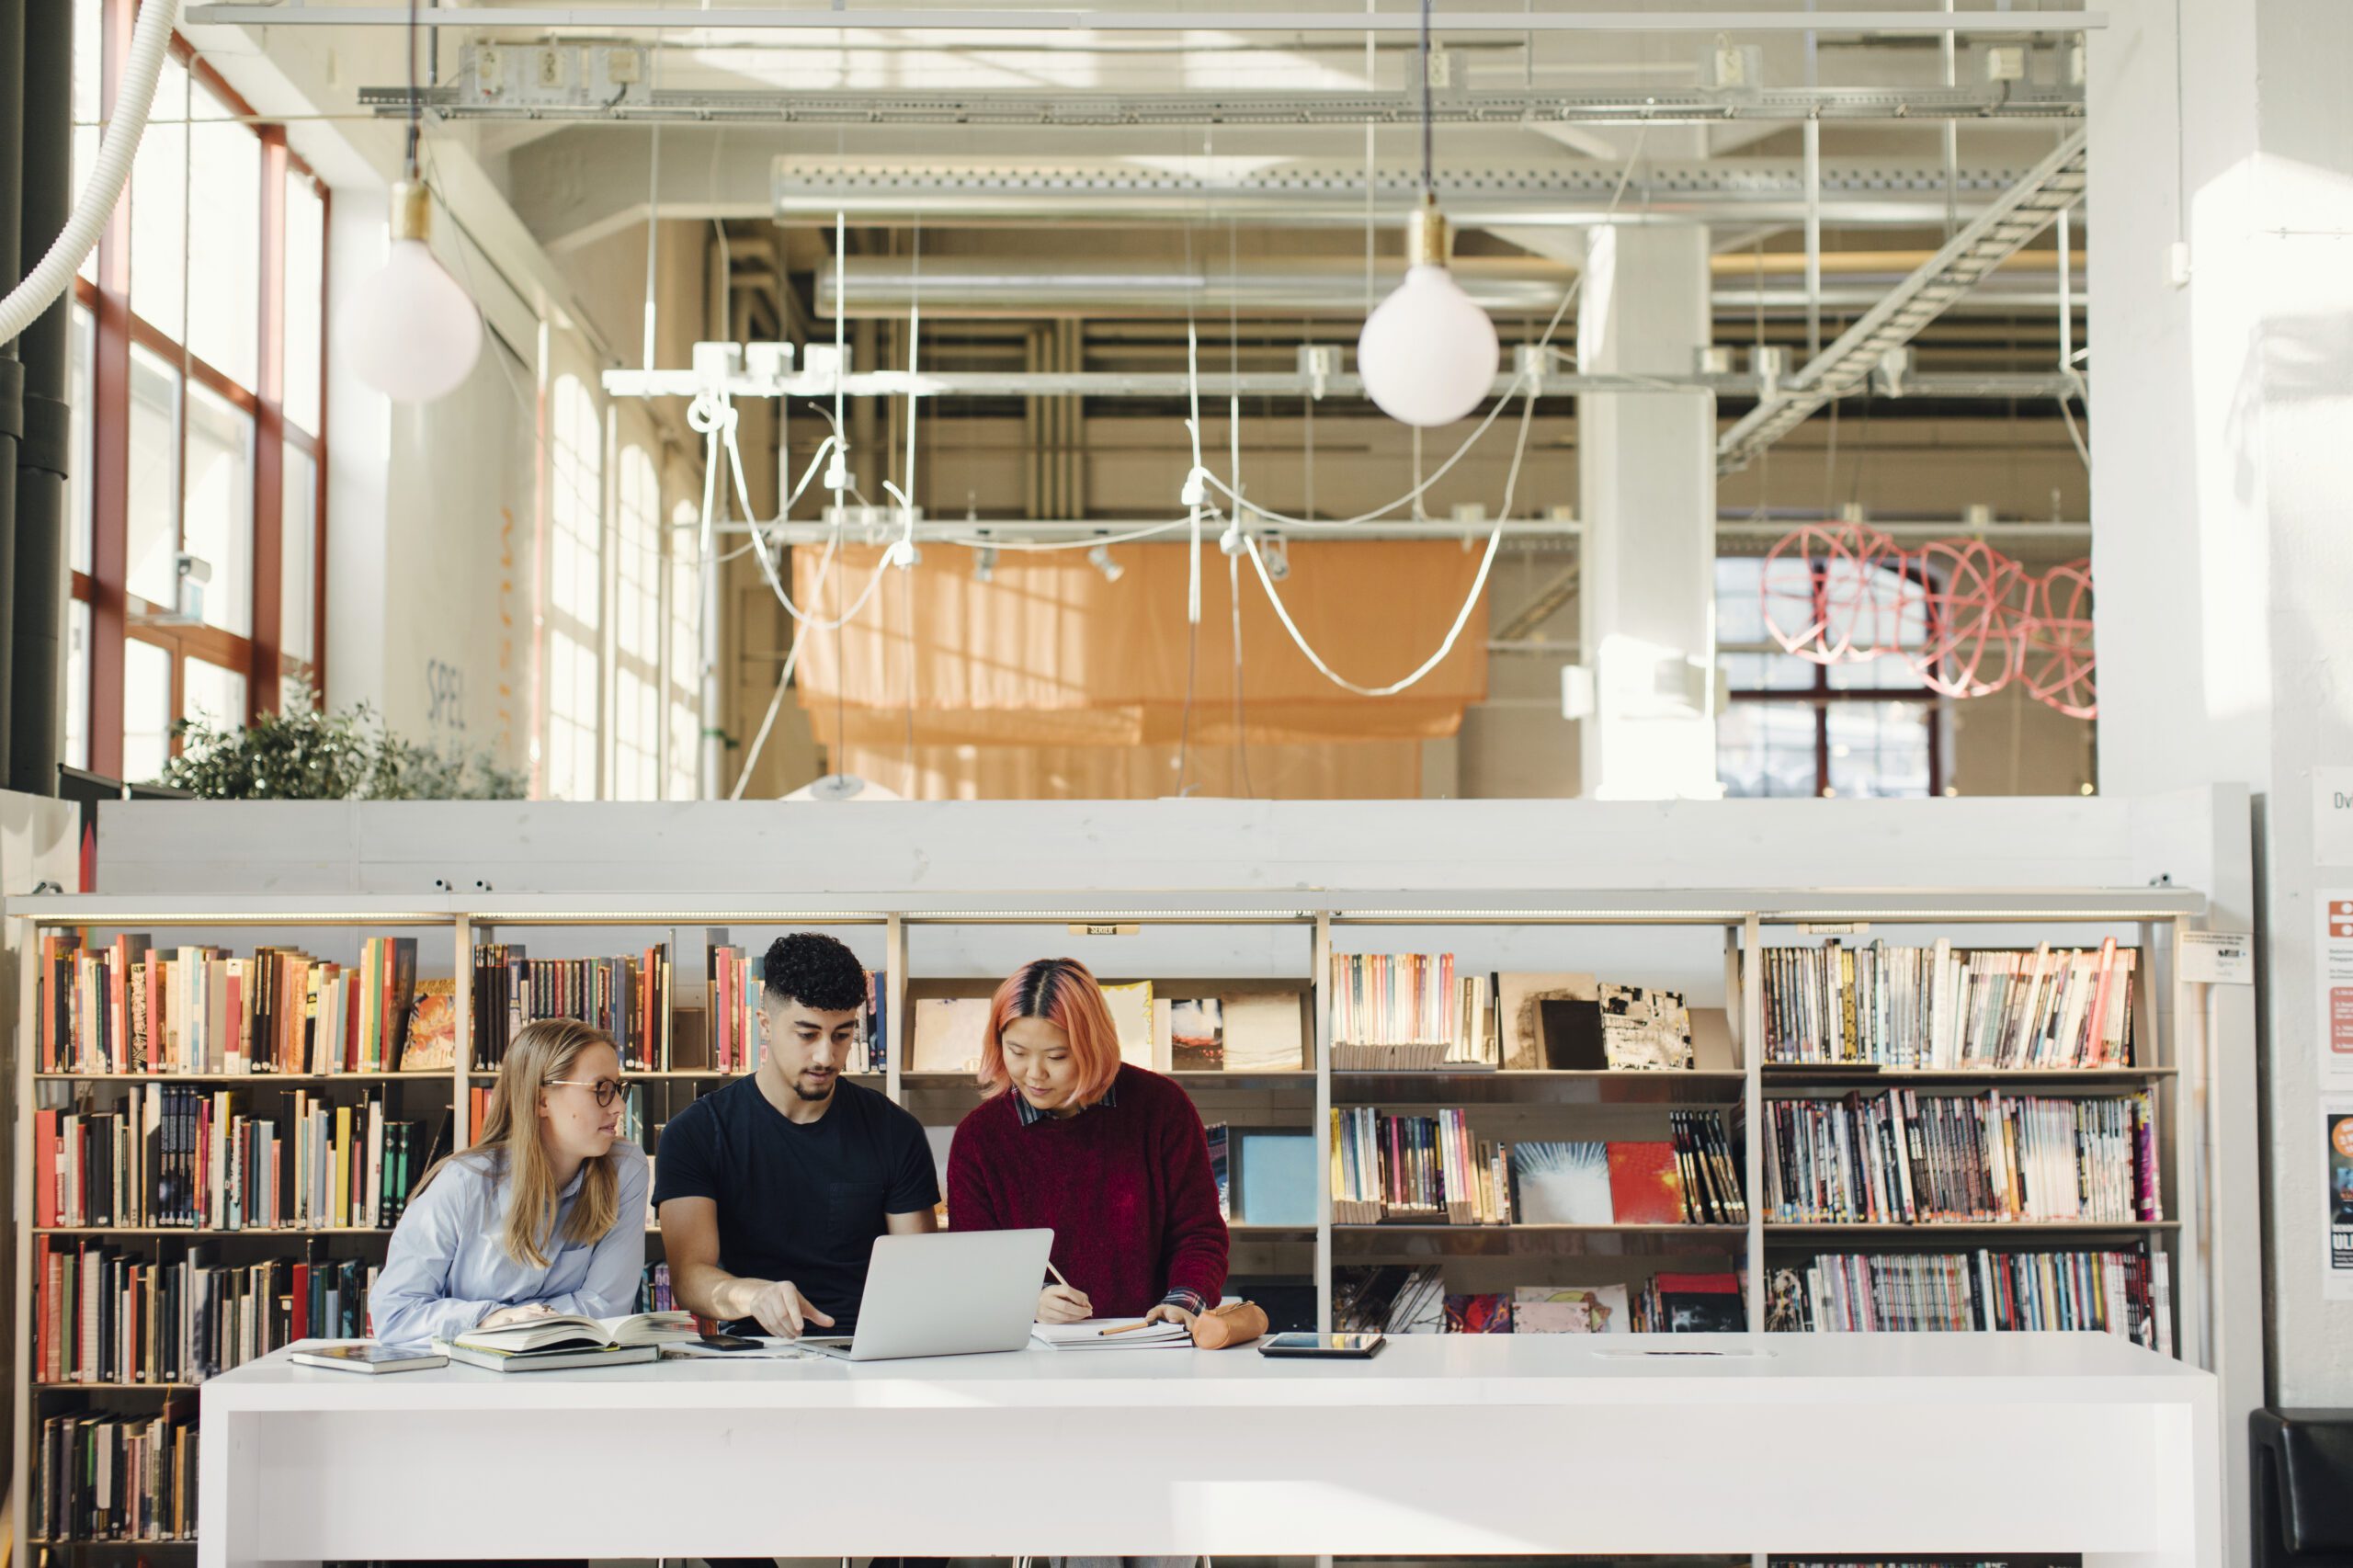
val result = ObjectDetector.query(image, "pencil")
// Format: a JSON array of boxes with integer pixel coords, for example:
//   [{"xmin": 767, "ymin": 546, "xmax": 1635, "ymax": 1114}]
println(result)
[
  {"xmin": 1045, "ymin": 1258, "xmax": 1074, "ymax": 1290},
  {"xmin": 1098, "ymin": 1319, "xmax": 1165, "ymax": 1336}
]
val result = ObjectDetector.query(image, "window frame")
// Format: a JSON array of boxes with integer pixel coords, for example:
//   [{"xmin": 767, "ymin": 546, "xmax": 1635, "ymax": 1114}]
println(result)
[
  {"xmin": 79, "ymin": 0, "xmax": 329, "ymax": 781},
  {"xmin": 1716, "ymin": 555, "xmax": 1947, "ymax": 800}
]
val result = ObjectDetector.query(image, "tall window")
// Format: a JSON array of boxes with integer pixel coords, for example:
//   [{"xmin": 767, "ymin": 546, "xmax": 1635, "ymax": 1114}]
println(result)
[
  {"xmin": 543, "ymin": 374, "xmax": 603, "ymax": 801},
  {"xmin": 610, "ymin": 444, "xmax": 662, "ymax": 801},
  {"xmin": 666, "ymin": 498, "xmax": 704, "ymax": 800},
  {"xmin": 1715, "ymin": 556, "xmax": 1941, "ymax": 799},
  {"xmin": 73, "ymin": 0, "xmax": 329, "ymax": 782}
]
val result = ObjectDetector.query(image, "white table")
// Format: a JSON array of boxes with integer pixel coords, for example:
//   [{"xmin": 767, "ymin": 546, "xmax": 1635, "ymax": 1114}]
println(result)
[{"xmin": 198, "ymin": 1333, "xmax": 2219, "ymax": 1567}]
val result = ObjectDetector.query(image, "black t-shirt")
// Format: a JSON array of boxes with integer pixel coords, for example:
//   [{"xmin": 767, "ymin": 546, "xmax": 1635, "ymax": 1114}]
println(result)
[{"xmin": 652, "ymin": 1074, "xmax": 938, "ymax": 1334}]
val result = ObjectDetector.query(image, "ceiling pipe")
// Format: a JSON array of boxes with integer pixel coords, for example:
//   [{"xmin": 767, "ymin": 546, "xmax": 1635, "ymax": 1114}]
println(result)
[{"xmin": 813, "ymin": 256, "xmax": 2084, "ymax": 319}]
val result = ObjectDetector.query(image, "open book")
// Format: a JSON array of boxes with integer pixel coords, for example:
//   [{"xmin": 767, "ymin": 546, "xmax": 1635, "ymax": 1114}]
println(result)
[
  {"xmin": 1030, "ymin": 1316, "xmax": 1192, "ymax": 1351},
  {"xmin": 450, "ymin": 1310, "xmax": 699, "ymax": 1357}
]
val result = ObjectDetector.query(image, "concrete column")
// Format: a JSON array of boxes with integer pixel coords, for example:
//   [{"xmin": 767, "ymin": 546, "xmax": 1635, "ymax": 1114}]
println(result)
[
  {"xmin": 2091, "ymin": 0, "xmax": 2353, "ymax": 1560},
  {"xmin": 1575, "ymin": 223, "xmax": 1719, "ymax": 800}
]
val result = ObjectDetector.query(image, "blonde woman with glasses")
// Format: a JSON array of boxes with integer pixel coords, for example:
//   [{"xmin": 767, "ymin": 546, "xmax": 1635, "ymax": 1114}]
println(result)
[{"xmin": 372, "ymin": 1017, "xmax": 649, "ymax": 1345}]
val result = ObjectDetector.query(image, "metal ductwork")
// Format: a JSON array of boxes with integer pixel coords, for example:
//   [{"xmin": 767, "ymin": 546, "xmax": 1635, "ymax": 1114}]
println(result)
[
  {"xmin": 774, "ymin": 158, "xmax": 2037, "ymax": 229},
  {"xmin": 815, "ymin": 256, "xmax": 2083, "ymax": 320}
]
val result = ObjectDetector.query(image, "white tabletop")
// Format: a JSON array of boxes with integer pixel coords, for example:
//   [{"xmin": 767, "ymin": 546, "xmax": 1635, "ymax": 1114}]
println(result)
[{"xmin": 208, "ymin": 1331, "xmax": 2205, "ymax": 1413}]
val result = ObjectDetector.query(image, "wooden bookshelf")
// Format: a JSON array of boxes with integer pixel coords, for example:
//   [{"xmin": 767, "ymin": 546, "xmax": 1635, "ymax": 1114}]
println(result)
[
  {"xmin": 33, "ymin": 1071, "xmax": 451, "ymax": 1084},
  {"xmin": 32, "ymin": 1226, "xmax": 398, "ymax": 1237},
  {"xmin": 4, "ymin": 888, "xmax": 2221, "ymax": 1557},
  {"xmin": 1763, "ymin": 1220, "xmax": 2183, "ymax": 1236}
]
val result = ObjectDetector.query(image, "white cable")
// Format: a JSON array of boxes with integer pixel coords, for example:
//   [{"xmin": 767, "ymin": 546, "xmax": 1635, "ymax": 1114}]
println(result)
[
  {"xmin": 1194, "ymin": 128, "xmax": 1645, "ymax": 533},
  {"xmin": 724, "ymin": 420, "xmax": 892, "ymax": 631},
  {"xmin": 0, "ymin": 0, "xmax": 180, "ymax": 343},
  {"xmin": 1184, "ymin": 315, "xmax": 1205, "ymax": 626},
  {"xmin": 1199, "ymin": 385, "xmax": 1520, "ymax": 529},
  {"xmin": 727, "ymin": 528, "xmax": 843, "ymax": 799}
]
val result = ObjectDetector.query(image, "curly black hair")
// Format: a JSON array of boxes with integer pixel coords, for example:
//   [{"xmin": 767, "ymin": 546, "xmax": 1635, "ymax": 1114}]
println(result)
[{"xmin": 761, "ymin": 932, "xmax": 870, "ymax": 1013}]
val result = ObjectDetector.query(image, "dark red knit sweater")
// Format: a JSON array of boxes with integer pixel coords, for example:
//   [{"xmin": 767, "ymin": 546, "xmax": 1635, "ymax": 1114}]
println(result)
[{"xmin": 947, "ymin": 1064, "xmax": 1230, "ymax": 1318}]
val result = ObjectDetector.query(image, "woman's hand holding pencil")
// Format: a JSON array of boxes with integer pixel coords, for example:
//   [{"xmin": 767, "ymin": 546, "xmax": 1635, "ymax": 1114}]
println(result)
[{"xmin": 1037, "ymin": 1257, "xmax": 1093, "ymax": 1324}]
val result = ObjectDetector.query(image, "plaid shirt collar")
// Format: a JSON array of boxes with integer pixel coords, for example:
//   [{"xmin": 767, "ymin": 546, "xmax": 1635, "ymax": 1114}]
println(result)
[{"xmin": 1014, "ymin": 1078, "xmax": 1120, "ymax": 1128}]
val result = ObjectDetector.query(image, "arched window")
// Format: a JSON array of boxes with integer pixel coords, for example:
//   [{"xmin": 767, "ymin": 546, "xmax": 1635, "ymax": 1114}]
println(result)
[
  {"xmin": 610, "ymin": 444, "xmax": 663, "ymax": 801},
  {"xmin": 666, "ymin": 497, "xmax": 704, "ymax": 800},
  {"xmin": 543, "ymin": 373, "xmax": 604, "ymax": 800}
]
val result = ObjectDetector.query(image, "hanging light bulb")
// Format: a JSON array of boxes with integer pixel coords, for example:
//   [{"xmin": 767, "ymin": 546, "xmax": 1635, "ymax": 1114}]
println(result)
[
  {"xmin": 1355, "ymin": 0, "xmax": 1498, "ymax": 428},
  {"xmin": 1358, "ymin": 197, "xmax": 1497, "ymax": 427},
  {"xmin": 340, "ymin": 6, "xmax": 481, "ymax": 404},
  {"xmin": 340, "ymin": 179, "xmax": 483, "ymax": 403}
]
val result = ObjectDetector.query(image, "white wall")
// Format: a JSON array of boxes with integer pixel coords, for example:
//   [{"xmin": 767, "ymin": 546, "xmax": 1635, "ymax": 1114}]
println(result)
[{"xmin": 2090, "ymin": 0, "xmax": 2353, "ymax": 1426}]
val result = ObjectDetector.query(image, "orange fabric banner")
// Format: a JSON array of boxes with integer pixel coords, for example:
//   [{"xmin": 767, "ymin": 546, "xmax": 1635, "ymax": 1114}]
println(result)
[{"xmin": 790, "ymin": 539, "xmax": 1490, "ymax": 748}]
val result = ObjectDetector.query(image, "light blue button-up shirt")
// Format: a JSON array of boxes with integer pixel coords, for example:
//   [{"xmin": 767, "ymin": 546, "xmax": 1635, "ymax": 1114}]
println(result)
[{"xmin": 371, "ymin": 1142, "xmax": 651, "ymax": 1346}]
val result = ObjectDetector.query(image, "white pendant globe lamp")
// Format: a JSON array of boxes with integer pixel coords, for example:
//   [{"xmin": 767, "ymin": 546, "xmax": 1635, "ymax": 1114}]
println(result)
[
  {"xmin": 340, "ymin": 179, "xmax": 483, "ymax": 403},
  {"xmin": 1355, "ymin": 0, "xmax": 1499, "ymax": 428},
  {"xmin": 338, "ymin": 2, "xmax": 483, "ymax": 403}
]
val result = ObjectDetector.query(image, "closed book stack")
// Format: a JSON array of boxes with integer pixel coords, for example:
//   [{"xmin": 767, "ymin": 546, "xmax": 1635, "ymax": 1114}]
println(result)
[
  {"xmin": 1330, "ymin": 953, "xmax": 1500, "ymax": 1070},
  {"xmin": 32, "ymin": 1092, "xmax": 436, "ymax": 1232},
  {"xmin": 1763, "ymin": 1089, "xmax": 2160, "ymax": 1224},
  {"xmin": 1331, "ymin": 1107, "xmax": 1511, "ymax": 1224},
  {"xmin": 1776, "ymin": 1245, "xmax": 2168, "ymax": 1352},
  {"xmin": 35, "ymin": 1241, "xmax": 376, "ymax": 1386},
  {"xmin": 1763, "ymin": 938, "xmax": 2138, "ymax": 1067},
  {"xmin": 472, "ymin": 943, "xmax": 673, "ymax": 1071},
  {"xmin": 40, "ymin": 934, "xmax": 426, "ymax": 1074},
  {"xmin": 36, "ymin": 1396, "xmax": 199, "ymax": 1545}
]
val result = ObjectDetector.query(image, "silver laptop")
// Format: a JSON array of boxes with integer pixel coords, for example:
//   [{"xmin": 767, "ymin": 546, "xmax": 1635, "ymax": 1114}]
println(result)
[{"xmin": 799, "ymin": 1228, "xmax": 1054, "ymax": 1362}]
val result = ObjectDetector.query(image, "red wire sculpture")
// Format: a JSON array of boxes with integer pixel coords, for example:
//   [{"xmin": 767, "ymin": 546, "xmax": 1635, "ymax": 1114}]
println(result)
[
  {"xmin": 1761, "ymin": 521, "xmax": 1904, "ymax": 665},
  {"xmin": 1756, "ymin": 523, "xmax": 2097, "ymax": 718},
  {"xmin": 2019, "ymin": 556, "xmax": 2097, "ymax": 719}
]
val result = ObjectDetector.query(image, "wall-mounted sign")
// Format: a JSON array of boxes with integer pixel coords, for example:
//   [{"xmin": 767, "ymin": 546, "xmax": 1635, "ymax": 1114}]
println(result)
[
  {"xmin": 2317, "ymin": 767, "xmax": 2353, "ymax": 866},
  {"xmin": 2325, "ymin": 894, "xmax": 2353, "ymax": 1088},
  {"xmin": 2179, "ymin": 930, "xmax": 2255, "ymax": 985}
]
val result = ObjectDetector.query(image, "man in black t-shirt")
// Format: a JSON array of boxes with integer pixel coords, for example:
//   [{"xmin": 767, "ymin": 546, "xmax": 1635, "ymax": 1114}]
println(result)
[{"xmin": 654, "ymin": 932, "xmax": 938, "ymax": 1338}]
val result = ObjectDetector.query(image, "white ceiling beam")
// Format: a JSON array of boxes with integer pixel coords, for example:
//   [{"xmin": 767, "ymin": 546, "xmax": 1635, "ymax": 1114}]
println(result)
[{"xmin": 190, "ymin": 5, "xmax": 2108, "ymax": 32}]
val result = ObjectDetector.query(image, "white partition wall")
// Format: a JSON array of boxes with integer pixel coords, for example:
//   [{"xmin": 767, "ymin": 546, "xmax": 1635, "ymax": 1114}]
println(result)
[{"xmin": 16, "ymin": 790, "xmax": 2263, "ymax": 1564}]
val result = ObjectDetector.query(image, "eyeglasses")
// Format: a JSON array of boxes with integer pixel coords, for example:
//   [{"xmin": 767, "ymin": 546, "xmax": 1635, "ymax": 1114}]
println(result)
[{"xmin": 546, "ymin": 1077, "xmax": 626, "ymax": 1108}]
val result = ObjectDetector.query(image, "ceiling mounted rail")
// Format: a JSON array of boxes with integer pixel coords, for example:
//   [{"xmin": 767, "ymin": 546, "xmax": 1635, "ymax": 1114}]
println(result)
[
  {"xmin": 771, "ymin": 160, "xmax": 2038, "ymax": 228},
  {"xmin": 360, "ymin": 82, "xmax": 2084, "ymax": 127},
  {"xmin": 190, "ymin": 5, "xmax": 2107, "ymax": 32},
  {"xmin": 601, "ymin": 364, "xmax": 2082, "ymax": 402},
  {"xmin": 1715, "ymin": 127, "xmax": 2088, "ymax": 475}
]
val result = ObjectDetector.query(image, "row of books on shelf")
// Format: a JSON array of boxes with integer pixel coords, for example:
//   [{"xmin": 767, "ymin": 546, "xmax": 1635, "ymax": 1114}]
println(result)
[
  {"xmin": 1327, "ymin": 955, "xmax": 1701, "ymax": 1074},
  {"xmin": 1329, "ymin": 1108, "xmax": 1747, "ymax": 1226},
  {"xmin": 39, "ymin": 933, "xmax": 434, "ymax": 1076},
  {"xmin": 472, "ymin": 942, "xmax": 678, "ymax": 1072},
  {"xmin": 1762, "ymin": 1090, "xmax": 2161, "ymax": 1225},
  {"xmin": 34, "ymin": 1091, "xmax": 443, "ymax": 1232},
  {"xmin": 1770, "ymin": 1246, "xmax": 2172, "ymax": 1354},
  {"xmin": 1337, "ymin": 1264, "xmax": 1746, "ymax": 1335},
  {"xmin": 35, "ymin": 1399, "xmax": 196, "ymax": 1546},
  {"xmin": 912, "ymin": 984, "xmax": 1304, "ymax": 1074},
  {"xmin": 35, "ymin": 1241, "xmax": 375, "ymax": 1387},
  {"xmin": 1762, "ymin": 939, "xmax": 2138, "ymax": 1068}
]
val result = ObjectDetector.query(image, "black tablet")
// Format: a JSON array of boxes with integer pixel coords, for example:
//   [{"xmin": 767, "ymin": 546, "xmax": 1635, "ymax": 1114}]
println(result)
[{"xmin": 1257, "ymin": 1332, "xmax": 1385, "ymax": 1358}]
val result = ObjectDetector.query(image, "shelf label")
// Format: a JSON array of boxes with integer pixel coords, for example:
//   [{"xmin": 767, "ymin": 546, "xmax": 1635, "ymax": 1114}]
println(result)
[
  {"xmin": 1797, "ymin": 923, "xmax": 1868, "ymax": 937},
  {"xmin": 1068, "ymin": 922, "xmax": 1140, "ymax": 937},
  {"xmin": 2179, "ymin": 930, "xmax": 2254, "ymax": 985}
]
